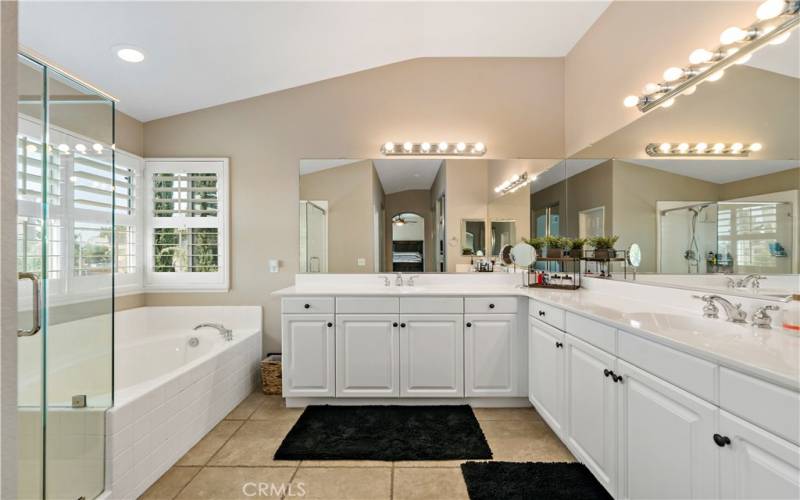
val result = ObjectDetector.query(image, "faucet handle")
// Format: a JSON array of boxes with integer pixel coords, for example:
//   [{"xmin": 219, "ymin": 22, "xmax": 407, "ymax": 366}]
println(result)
[
  {"xmin": 752, "ymin": 305, "xmax": 780, "ymax": 329},
  {"xmin": 405, "ymin": 275, "xmax": 420, "ymax": 286},
  {"xmin": 692, "ymin": 295, "xmax": 719, "ymax": 319},
  {"xmin": 379, "ymin": 276, "xmax": 391, "ymax": 287}
]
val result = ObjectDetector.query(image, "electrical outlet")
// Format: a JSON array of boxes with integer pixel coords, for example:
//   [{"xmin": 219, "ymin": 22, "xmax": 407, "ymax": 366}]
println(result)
[
  {"xmin": 357, "ymin": 258, "xmax": 366, "ymax": 266},
  {"xmin": 269, "ymin": 259, "xmax": 280, "ymax": 272}
]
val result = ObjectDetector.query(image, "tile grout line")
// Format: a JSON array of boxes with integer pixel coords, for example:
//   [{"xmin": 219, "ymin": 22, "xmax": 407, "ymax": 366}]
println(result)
[
  {"xmin": 281, "ymin": 463, "xmax": 301, "ymax": 500},
  {"xmin": 390, "ymin": 462, "xmax": 395, "ymax": 500},
  {"xmin": 168, "ymin": 465, "xmax": 203, "ymax": 500}
]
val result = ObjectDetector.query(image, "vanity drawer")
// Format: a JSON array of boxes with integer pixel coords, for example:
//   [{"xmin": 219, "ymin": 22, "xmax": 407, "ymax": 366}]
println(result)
[
  {"xmin": 400, "ymin": 297, "xmax": 463, "ymax": 314},
  {"xmin": 565, "ymin": 312, "xmax": 616, "ymax": 354},
  {"xmin": 719, "ymin": 368, "xmax": 800, "ymax": 445},
  {"xmin": 336, "ymin": 296, "xmax": 399, "ymax": 314},
  {"xmin": 618, "ymin": 331, "xmax": 717, "ymax": 402},
  {"xmin": 465, "ymin": 297, "xmax": 518, "ymax": 314},
  {"xmin": 282, "ymin": 297, "xmax": 334, "ymax": 314},
  {"xmin": 530, "ymin": 300, "xmax": 565, "ymax": 331}
]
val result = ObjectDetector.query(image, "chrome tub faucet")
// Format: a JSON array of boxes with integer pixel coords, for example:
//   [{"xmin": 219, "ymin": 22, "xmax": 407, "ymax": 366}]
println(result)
[{"xmin": 194, "ymin": 322, "xmax": 233, "ymax": 341}]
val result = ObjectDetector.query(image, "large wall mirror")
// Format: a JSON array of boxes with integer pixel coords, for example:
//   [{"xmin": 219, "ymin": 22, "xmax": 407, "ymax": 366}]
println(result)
[
  {"xmin": 567, "ymin": 38, "xmax": 798, "ymax": 300},
  {"xmin": 298, "ymin": 158, "xmax": 563, "ymax": 273}
]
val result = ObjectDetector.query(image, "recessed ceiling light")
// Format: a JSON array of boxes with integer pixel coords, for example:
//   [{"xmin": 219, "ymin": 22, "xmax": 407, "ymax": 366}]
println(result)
[{"xmin": 114, "ymin": 46, "xmax": 145, "ymax": 63}]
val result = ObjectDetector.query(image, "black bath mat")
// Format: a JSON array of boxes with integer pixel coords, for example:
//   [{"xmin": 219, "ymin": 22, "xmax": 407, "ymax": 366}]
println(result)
[
  {"xmin": 460, "ymin": 462, "xmax": 612, "ymax": 500},
  {"xmin": 274, "ymin": 405, "xmax": 492, "ymax": 461}
]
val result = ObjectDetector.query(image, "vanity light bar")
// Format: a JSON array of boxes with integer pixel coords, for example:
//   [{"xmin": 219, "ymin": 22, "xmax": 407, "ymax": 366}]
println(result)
[
  {"xmin": 646, "ymin": 142, "xmax": 763, "ymax": 157},
  {"xmin": 381, "ymin": 141, "xmax": 486, "ymax": 156},
  {"xmin": 624, "ymin": 0, "xmax": 800, "ymax": 113},
  {"xmin": 494, "ymin": 172, "xmax": 534, "ymax": 194}
]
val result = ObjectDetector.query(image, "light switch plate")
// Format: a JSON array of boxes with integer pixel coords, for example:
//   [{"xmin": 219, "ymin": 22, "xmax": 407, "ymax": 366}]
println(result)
[{"xmin": 269, "ymin": 259, "xmax": 280, "ymax": 272}]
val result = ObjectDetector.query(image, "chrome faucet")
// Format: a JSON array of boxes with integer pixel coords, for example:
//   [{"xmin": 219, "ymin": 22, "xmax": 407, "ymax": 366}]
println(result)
[
  {"xmin": 693, "ymin": 295, "xmax": 747, "ymax": 323},
  {"xmin": 394, "ymin": 272, "xmax": 404, "ymax": 286},
  {"xmin": 194, "ymin": 322, "xmax": 233, "ymax": 341},
  {"xmin": 405, "ymin": 274, "xmax": 420, "ymax": 287},
  {"xmin": 736, "ymin": 274, "xmax": 767, "ymax": 289},
  {"xmin": 378, "ymin": 276, "xmax": 391, "ymax": 287},
  {"xmin": 751, "ymin": 305, "xmax": 780, "ymax": 329}
]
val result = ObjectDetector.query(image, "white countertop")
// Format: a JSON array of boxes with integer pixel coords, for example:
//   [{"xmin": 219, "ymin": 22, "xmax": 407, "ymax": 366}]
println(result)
[{"xmin": 274, "ymin": 280, "xmax": 800, "ymax": 391}]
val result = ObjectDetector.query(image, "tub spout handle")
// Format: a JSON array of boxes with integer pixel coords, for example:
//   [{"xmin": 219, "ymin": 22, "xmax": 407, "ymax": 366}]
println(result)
[{"xmin": 194, "ymin": 322, "xmax": 233, "ymax": 341}]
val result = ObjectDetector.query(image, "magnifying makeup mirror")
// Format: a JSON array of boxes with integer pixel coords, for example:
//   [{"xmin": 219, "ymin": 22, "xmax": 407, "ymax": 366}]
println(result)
[
  {"xmin": 511, "ymin": 242, "xmax": 537, "ymax": 287},
  {"xmin": 627, "ymin": 243, "xmax": 642, "ymax": 279}
]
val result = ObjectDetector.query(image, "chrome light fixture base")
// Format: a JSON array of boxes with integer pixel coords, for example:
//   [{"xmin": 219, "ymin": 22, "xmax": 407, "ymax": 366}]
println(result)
[
  {"xmin": 381, "ymin": 141, "xmax": 486, "ymax": 156},
  {"xmin": 645, "ymin": 142, "xmax": 761, "ymax": 157}
]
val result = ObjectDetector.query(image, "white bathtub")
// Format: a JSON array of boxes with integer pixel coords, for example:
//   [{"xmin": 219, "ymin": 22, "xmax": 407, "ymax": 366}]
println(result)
[{"xmin": 104, "ymin": 306, "xmax": 262, "ymax": 500}]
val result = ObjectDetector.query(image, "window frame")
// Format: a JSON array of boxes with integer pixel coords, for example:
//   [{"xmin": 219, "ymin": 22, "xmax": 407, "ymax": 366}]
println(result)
[{"xmin": 143, "ymin": 158, "xmax": 230, "ymax": 292}]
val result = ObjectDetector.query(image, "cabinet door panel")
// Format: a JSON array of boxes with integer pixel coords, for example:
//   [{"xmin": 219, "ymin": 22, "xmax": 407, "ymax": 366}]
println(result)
[
  {"xmin": 529, "ymin": 318, "xmax": 565, "ymax": 437},
  {"xmin": 617, "ymin": 360, "xmax": 718, "ymax": 500},
  {"xmin": 281, "ymin": 315, "xmax": 335, "ymax": 397},
  {"xmin": 336, "ymin": 314, "xmax": 399, "ymax": 397},
  {"xmin": 720, "ymin": 410, "xmax": 800, "ymax": 500},
  {"xmin": 565, "ymin": 334, "xmax": 617, "ymax": 497},
  {"xmin": 465, "ymin": 314, "xmax": 517, "ymax": 396},
  {"xmin": 400, "ymin": 314, "xmax": 463, "ymax": 397}
]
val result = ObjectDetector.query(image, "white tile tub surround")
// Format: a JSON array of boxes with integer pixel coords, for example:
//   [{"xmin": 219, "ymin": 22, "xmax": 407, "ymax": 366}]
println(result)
[{"xmin": 104, "ymin": 306, "xmax": 262, "ymax": 500}]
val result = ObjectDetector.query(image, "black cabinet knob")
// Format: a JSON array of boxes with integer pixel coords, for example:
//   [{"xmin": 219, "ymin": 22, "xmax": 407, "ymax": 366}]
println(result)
[
  {"xmin": 400, "ymin": 323, "xmax": 406, "ymax": 328},
  {"xmin": 393, "ymin": 322, "xmax": 399, "ymax": 327},
  {"xmin": 539, "ymin": 311, "xmax": 546, "ymax": 317},
  {"xmin": 304, "ymin": 303, "xmax": 310, "ymax": 309},
  {"xmin": 327, "ymin": 322, "xmax": 333, "ymax": 328},
  {"xmin": 489, "ymin": 303, "xmax": 495, "ymax": 309},
  {"xmin": 555, "ymin": 342, "xmax": 563, "ymax": 348},
  {"xmin": 613, "ymin": 373, "xmax": 623, "ymax": 383},
  {"xmin": 713, "ymin": 434, "xmax": 731, "ymax": 447},
  {"xmin": 604, "ymin": 369, "xmax": 612, "ymax": 377},
  {"xmin": 466, "ymin": 322, "xmax": 472, "ymax": 327}
]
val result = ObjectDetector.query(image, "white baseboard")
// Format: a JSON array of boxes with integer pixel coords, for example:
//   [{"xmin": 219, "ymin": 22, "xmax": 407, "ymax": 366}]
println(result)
[{"xmin": 284, "ymin": 397, "xmax": 531, "ymax": 408}]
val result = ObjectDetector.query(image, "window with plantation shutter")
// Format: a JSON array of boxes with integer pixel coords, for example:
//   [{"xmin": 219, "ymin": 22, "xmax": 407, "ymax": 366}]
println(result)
[
  {"xmin": 717, "ymin": 202, "xmax": 791, "ymax": 274},
  {"xmin": 144, "ymin": 159, "xmax": 229, "ymax": 291}
]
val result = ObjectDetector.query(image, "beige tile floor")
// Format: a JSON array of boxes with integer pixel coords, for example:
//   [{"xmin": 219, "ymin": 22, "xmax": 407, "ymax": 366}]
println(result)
[{"xmin": 140, "ymin": 392, "xmax": 574, "ymax": 500}]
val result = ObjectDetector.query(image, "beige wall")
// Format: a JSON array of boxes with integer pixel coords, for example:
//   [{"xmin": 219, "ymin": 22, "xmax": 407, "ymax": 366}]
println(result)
[
  {"xmin": 565, "ymin": 1, "xmax": 759, "ymax": 156},
  {"xmin": 143, "ymin": 57, "xmax": 565, "ymax": 352},
  {"xmin": 488, "ymin": 187, "xmax": 530, "ymax": 249},
  {"xmin": 384, "ymin": 190, "xmax": 434, "ymax": 272},
  {"xmin": 612, "ymin": 160, "xmax": 719, "ymax": 273},
  {"xmin": 719, "ymin": 168, "xmax": 800, "ymax": 200},
  {"xmin": 300, "ymin": 160, "xmax": 376, "ymax": 273},
  {"xmin": 444, "ymin": 159, "xmax": 488, "ymax": 272}
]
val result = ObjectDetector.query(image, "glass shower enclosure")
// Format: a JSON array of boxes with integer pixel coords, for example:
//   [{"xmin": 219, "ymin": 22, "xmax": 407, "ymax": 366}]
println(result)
[{"xmin": 17, "ymin": 52, "xmax": 115, "ymax": 499}]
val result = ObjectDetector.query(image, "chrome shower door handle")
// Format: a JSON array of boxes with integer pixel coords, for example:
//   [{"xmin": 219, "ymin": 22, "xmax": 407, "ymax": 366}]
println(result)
[{"xmin": 17, "ymin": 272, "xmax": 41, "ymax": 337}]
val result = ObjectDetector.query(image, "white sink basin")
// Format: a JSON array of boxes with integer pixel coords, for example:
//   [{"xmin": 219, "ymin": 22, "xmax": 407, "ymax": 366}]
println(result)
[{"xmin": 623, "ymin": 312, "xmax": 747, "ymax": 335}]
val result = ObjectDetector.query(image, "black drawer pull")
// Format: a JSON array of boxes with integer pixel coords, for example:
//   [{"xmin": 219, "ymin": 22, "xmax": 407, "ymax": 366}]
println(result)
[
  {"xmin": 327, "ymin": 322, "xmax": 333, "ymax": 328},
  {"xmin": 393, "ymin": 322, "xmax": 399, "ymax": 327},
  {"xmin": 489, "ymin": 303, "xmax": 495, "ymax": 309},
  {"xmin": 304, "ymin": 303, "xmax": 310, "ymax": 309},
  {"xmin": 539, "ymin": 310, "xmax": 546, "ymax": 317},
  {"xmin": 400, "ymin": 323, "xmax": 406, "ymax": 328},
  {"xmin": 555, "ymin": 342, "xmax": 563, "ymax": 348},
  {"xmin": 466, "ymin": 322, "xmax": 472, "ymax": 327},
  {"xmin": 713, "ymin": 434, "xmax": 731, "ymax": 447},
  {"xmin": 612, "ymin": 373, "xmax": 623, "ymax": 383},
  {"xmin": 604, "ymin": 369, "xmax": 612, "ymax": 378}
]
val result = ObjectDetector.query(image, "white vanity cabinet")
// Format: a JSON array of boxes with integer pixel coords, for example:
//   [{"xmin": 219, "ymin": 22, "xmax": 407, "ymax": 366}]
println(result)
[
  {"xmin": 465, "ymin": 313, "xmax": 519, "ymax": 397},
  {"xmin": 399, "ymin": 314, "xmax": 463, "ymax": 397},
  {"xmin": 616, "ymin": 360, "xmax": 718, "ymax": 500},
  {"xmin": 336, "ymin": 314, "xmax": 399, "ymax": 397},
  {"xmin": 718, "ymin": 410, "xmax": 800, "ymax": 499},
  {"xmin": 281, "ymin": 313, "xmax": 335, "ymax": 397},
  {"xmin": 528, "ymin": 316, "xmax": 565, "ymax": 437},
  {"xmin": 564, "ymin": 333, "xmax": 619, "ymax": 497}
]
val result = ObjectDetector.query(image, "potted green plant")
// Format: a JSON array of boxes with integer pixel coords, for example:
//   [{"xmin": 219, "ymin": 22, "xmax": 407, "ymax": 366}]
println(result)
[
  {"xmin": 589, "ymin": 235, "xmax": 620, "ymax": 260},
  {"xmin": 544, "ymin": 235, "xmax": 567, "ymax": 258},
  {"xmin": 462, "ymin": 247, "xmax": 474, "ymax": 256},
  {"xmin": 527, "ymin": 237, "xmax": 544, "ymax": 257},
  {"xmin": 567, "ymin": 237, "xmax": 587, "ymax": 258}
]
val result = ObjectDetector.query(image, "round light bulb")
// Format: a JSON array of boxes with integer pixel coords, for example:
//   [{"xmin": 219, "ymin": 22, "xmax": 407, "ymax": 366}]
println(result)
[
  {"xmin": 720, "ymin": 26, "xmax": 747, "ymax": 45},
  {"xmin": 731, "ymin": 142, "xmax": 744, "ymax": 152},
  {"xmin": 695, "ymin": 142, "xmax": 708, "ymax": 153},
  {"xmin": 494, "ymin": 186, "xmax": 502, "ymax": 193},
  {"xmin": 403, "ymin": 142, "xmax": 413, "ymax": 152},
  {"xmin": 677, "ymin": 143, "xmax": 690, "ymax": 153},
  {"xmin": 683, "ymin": 86, "xmax": 697, "ymax": 96},
  {"xmin": 510, "ymin": 174, "xmax": 520, "ymax": 183},
  {"xmin": 769, "ymin": 31, "xmax": 791, "ymax": 45},
  {"xmin": 713, "ymin": 143, "xmax": 726, "ymax": 153},
  {"xmin": 756, "ymin": 0, "xmax": 787, "ymax": 20},
  {"xmin": 623, "ymin": 95, "xmax": 640, "ymax": 108},
  {"xmin": 663, "ymin": 67, "xmax": 685, "ymax": 82},
  {"xmin": 420, "ymin": 142, "xmax": 431, "ymax": 153},
  {"xmin": 456, "ymin": 142, "xmax": 466, "ymax": 152},
  {"xmin": 749, "ymin": 142, "xmax": 763, "ymax": 152},
  {"xmin": 437, "ymin": 142, "xmax": 448, "ymax": 152},
  {"xmin": 642, "ymin": 82, "xmax": 662, "ymax": 95},
  {"xmin": 689, "ymin": 48, "xmax": 714, "ymax": 65},
  {"xmin": 659, "ymin": 143, "xmax": 672, "ymax": 153},
  {"xmin": 383, "ymin": 142, "xmax": 395, "ymax": 152},
  {"xmin": 661, "ymin": 97, "xmax": 676, "ymax": 109},
  {"xmin": 92, "ymin": 143, "xmax": 104, "ymax": 153},
  {"xmin": 707, "ymin": 70, "xmax": 725, "ymax": 82},
  {"xmin": 473, "ymin": 142, "xmax": 485, "ymax": 153},
  {"xmin": 75, "ymin": 143, "xmax": 87, "ymax": 154},
  {"xmin": 25, "ymin": 144, "xmax": 37, "ymax": 154},
  {"xmin": 57, "ymin": 143, "xmax": 70, "ymax": 153}
]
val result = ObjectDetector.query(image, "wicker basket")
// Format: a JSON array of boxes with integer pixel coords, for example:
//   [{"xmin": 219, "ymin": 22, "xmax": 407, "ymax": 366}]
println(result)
[{"xmin": 260, "ymin": 354, "xmax": 282, "ymax": 395}]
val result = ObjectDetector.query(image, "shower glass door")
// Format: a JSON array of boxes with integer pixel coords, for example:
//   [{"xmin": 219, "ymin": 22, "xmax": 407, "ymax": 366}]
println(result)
[
  {"xmin": 17, "ymin": 53, "xmax": 115, "ymax": 499},
  {"xmin": 300, "ymin": 201, "xmax": 327, "ymax": 272}
]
